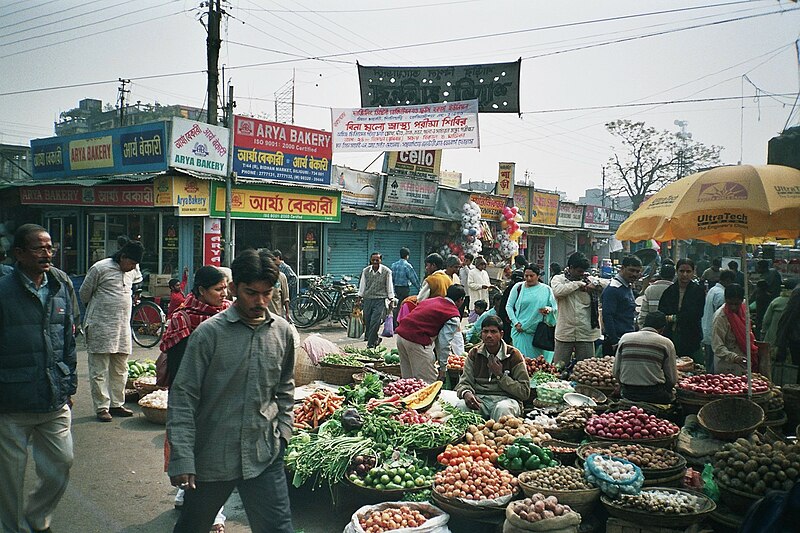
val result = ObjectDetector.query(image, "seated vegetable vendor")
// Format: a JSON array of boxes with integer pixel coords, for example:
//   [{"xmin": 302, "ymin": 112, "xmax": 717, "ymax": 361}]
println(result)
[
  {"xmin": 612, "ymin": 311, "xmax": 679, "ymax": 404},
  {"xmin": 455, "ymin": 315, "xmax": 531, "ymax": 419}
]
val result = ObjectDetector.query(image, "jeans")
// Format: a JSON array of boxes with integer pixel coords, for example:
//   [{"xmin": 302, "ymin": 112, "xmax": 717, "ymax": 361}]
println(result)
[{"xmin": 173, "ymin": 458, "xmax": 293, "ymax": 533}]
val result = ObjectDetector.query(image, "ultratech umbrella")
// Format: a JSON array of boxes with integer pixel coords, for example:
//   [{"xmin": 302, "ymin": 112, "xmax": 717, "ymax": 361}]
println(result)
[{"xmin": 615, "ymin": 164, "xmax": 800, "ymax": 394}]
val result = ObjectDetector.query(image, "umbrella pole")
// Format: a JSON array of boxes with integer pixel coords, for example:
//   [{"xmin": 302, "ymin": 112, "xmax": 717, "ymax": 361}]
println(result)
[{"xmin": 741, "ymin": 238, "xmax": 752, "ymax": 398}]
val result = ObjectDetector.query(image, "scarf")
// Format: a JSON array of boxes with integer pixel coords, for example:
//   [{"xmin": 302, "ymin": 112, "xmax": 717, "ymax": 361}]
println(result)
[
  {"xmin": 723, "ymin": 302, "xmax": 759, "ymax": 367},
  {"xmin": 566, "ymin": 271, "xmax": 600, "ymax": 329},
  {"xmin": 159, "ymin": 292, "xmax": 231, "ymax": 352}
]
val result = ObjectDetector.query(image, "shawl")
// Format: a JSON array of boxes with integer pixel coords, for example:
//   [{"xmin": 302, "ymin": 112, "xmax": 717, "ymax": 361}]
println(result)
[
  {"xmin": 723, "ymin": 302, "xmax": 759, "ymax": 366},
  {"xmin": 159, "ymin": 292, "xmax": 231, "ymax": 352}
]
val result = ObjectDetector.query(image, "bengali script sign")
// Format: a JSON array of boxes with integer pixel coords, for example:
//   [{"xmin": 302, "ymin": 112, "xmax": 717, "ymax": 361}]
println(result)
[
  {"xmin": 20, "ymin": 185, "xmax": 154, "ymax": 207},
  {"xmin": 210, "ymin": 183, "xmax": 340, "ymax": 222},
  {"xmin": 385, "ymin": 150, "xmax": 442, "ymax": 176},
  {"xmin": 530, "ymin": 191, "xmax": 560, "ymax": 226},
  {"xmin": 204, "ymin": 218, "xmax": 222, "ymax": 266},
  {"xmin": 557, "ymin": 202, "xmax": 584, "ymax": 228},
  {"xmin": 170, "ymin": 118, "xmax": 229, "ymax": 177},
  {"xmin": 331, "ymin": 100, "xmax": 480, "ymax": 153},
  {"xmin": 469, "ymin": 193, "xmax": 507, "ymax": 221},
  {"xmin": 497, "ymin": 162, "xmax": 515, "ymax": 197},
  {"xmin": 583, "ymin": 205, "xmax": 610, "ymax": 230},
  {"xmin": 358, "ymin": 61, "xmax": 521, "ymax": 113},
  {"xmin": 30, "ymin": 122, "xmax": 168, "ymax": 179},
  {"xmin": 334, "ymin": 165, "xmax": 380, "ymax": 208},
  {"xmin": 381, "ymin": 175, "xmax": 437, "ymax": 215},
  {"xmin": 233, "ymin": 116, "xmax": 332, "ymax": 185},
  {"xmin": 513, "ymin": 185, "xmax": 531, "ymax": 223}
]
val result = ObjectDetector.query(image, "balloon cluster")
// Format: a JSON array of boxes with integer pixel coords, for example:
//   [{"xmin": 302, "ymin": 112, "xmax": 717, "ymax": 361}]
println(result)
[
  {"xmin": 498, "ymin": 205, "xmax": 524, "ymax": 259},
  {"xmin": 461, "ymin": 201, "xmax": 483, "ymax": 256},
  {"xmin": 439, "ymin": 241, "xmax": 463, "ymax": 258}
]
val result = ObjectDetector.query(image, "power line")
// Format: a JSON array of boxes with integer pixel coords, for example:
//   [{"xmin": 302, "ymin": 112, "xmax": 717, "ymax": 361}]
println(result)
[
  {"xmin": 0, "ymin": 0, "xmax": 63, "ymax": 18},
  {"xmin": 236, "ymin": 0, "xmax": 484, "ymax": 14},
  {"xmin": 0, "ymin": 0, "xmax": 122, "ymax": 35}
]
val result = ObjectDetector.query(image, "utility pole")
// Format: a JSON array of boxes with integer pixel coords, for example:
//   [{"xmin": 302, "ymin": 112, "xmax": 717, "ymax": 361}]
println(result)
[
  {"xmin": 117, "ymin": 78, "xmax": 130, "ymax": 127},
  {"xmin": 224, "ymin": 83, "xmax": 235, "ymax": 267},
  {"xmin": 601, "ymin": 166, "xmax": 606, "ymax": 208},
  {"xmin": 206, "ymin": 0, "xmax": 221, "ymax": 125}
]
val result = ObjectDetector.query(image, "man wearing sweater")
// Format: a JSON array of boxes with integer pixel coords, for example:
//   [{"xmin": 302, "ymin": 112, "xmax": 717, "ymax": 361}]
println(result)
[
  {"xmin": 395, "ymin": 285, "xmax": 465, "ymax": 382},
  {"xmin": 357, "ymin": 252, "xmax": 395, "ymax": 349},
  {"xmin": 601, "ymin": 255, "xmax": 642, "ymax": 356},
  {"xmin": 612, "ymin": 311, "xmax": 678, "ymax": 404},
  {"xmin": 416, "ymin": 253, "xmax": 452, "ymax": 302}
]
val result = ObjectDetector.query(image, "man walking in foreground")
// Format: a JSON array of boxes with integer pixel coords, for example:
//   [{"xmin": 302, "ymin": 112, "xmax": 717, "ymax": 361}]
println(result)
[
  {"xmin": 357, "ymin": 251, "xmax": 395, "ymax": 348},
  {"xmin": 0, "ymin": 224, "xmax": 77, "ymax": 533},
  {"xmin": 168, "ymin": 249, "xmax": 295, "ymax": 533}
]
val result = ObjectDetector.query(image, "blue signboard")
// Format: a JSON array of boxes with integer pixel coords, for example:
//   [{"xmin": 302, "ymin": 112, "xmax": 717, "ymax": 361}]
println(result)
[{"xmin": 30, "ymin": 122, "xmax": 169, "ymax": 179}]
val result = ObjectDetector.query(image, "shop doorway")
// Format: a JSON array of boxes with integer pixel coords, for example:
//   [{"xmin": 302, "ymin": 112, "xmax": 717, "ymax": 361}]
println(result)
[
  {"xmin": 233, "ymin": 220, "xmax": 323, "ymax": 279},
  {"xmin": 87, "ymin": 213, "xmax": 160, "ymax": 276},
  {"xmin": 47, "ymin": 216, "xmax": 79, "ymax": 275}
]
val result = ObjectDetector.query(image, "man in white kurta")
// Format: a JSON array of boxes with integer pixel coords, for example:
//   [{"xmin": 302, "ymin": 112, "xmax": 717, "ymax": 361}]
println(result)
[
  {"xmin": 467, "ymin": 256, "xmax": 491, "ymax": 312},
  {"xmin": 80, "ymin": 241, "xmax": 143, "ymax": 422}
]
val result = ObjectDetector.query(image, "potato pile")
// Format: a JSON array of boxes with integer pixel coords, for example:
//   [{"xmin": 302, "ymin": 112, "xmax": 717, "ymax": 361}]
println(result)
[
  {"xmin": 571, "ymin": 356, "xmax": 616, "ymax": 388},
  {"xmin": 518, "ymin": 466, "xmax": 593, "ymax": 491},
  {"xmin": 579, "ymin": 443, "xmax": 683, "ymax": 470},
  {"xmin": 767, "ymin": 385, "xmax": 784, "ymax": 411},
  {"xmin": 433, "ymin": 459, "xmax": 517, "ymax": 500},
  {"xmin": 713, "ymin": 437, "xmax": 800, "ymax": 494},
  {"xmin": 555, "ymin": 406, "xmax": 594, "ymax": 431},
  {"xmin": 509, "ymin": 494, "xmax": 574, "ymax": 523},
  {"xmin": 617, "ymin": 490, "xmax": 701, "ymax": 514},
  {"xmin": 358, "ymin": 506, "xmax": 431, "ymax": 532},
  {"xmin": 464, "ymin": 415, "xmax": 551, "ymax": 448}
]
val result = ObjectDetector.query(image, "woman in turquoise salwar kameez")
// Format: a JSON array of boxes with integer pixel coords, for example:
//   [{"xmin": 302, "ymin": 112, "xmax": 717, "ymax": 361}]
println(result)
[{"xmin": 506, "ymin": 264, "xmax": 557, "ymax": 362}]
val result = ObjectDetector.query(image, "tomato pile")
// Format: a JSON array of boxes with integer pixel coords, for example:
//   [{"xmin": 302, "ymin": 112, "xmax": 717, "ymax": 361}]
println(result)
[
  {"xmin": 383, "ymin": 378, "xmax": 427, "ymax": 397},
  {"xmin": 433, "ymin": 459, "xmax": 517, "ymax": 500},
  {"xmin": 447, "ymin": 354, "xmax": 465, "ymax": 370},
  {"xmin": 358, "ymin": 505, "xmax": 431, "ymax": 532},
  {"xmin": 677, "ymin": 373, "xmax": 769, "ymax": 395},
  {"xmin": 585, "ymin": 406, "xmax": 679, "ymax": 440},
  {"xmin": 437, "ymin": 443, "xmax": 499, "ymax": 466},
  {"xmin": 525, "ymin": 355, "xmax": 557, "ymax": 376}
]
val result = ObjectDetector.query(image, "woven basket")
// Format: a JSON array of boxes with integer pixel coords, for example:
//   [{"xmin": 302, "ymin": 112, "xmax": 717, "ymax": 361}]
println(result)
[
  {"xmin": 124, "ymin": 388, "xmax": 140, "ymax": 404},
  {"xmin": 585, "ymin": 429, "xmax": 678, "ymax": 449},
  {"xmin": 319, "ymin": 362, "xmax": 362, "ymax": 385},
  {"xmin": 140, "ymin": 406, "xmax": 167, "ymax": 425},
  {"xmin": 374, "ymin": 364, "xmax": 401, "ymax": 377},
  {"xmin": 430, "ymin": 489, "xmax": 510, "ymax": 520},
  {"xmin": 601, "ymin": 488, "xmax": 716, "ymax": 528},
  {"xmin": 697, "ymin": 397, "xmax": 764, "ymax": 440},
  {"xmin": 575, "ymin": 442, "xmax": 686, "ymax": 480},
  {"xmin": 717, "ymin": 481, "xmax": 761, "ymax": 513},
  {"xmin": 540, "ymin": 439, "xmax": 579, "ymax": 464},
  {"xmin": 517, "ymin": 469, "xmax": 600, "ymax": 515},
  {"xmin": 133, "ymin": 378, "xmax": 162, "ymax": 396},
  {"xmin": 294, "ymin": 348, "xmax": 322, "ymax": 387}
]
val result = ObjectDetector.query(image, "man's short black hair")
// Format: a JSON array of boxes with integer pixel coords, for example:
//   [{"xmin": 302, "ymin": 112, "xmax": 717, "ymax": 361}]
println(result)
[
  {"xmin": 446, "ymin": 284, "xmax": 466, "ymax": 301},
  {"xmin": 464, "ymin": 253, "xmax": 474, "ymax": 261},
  {"xmin": 643, "ymin": 310, "xmax": 667, "ymax": 330},
  {"xmin": 473, "ymin": 299, "xmax": 488, "ymax": 312},
  {"xmin": 659, "ymin": 264, "xmax": 676, "ymax": 280},
  {"xmin": 727, "ymin": 260, "xmax": 739, "ymax": 271},
  {"xmin": 719, "ymin": 270, "xmax": 736, "ymax": 284},
  {"xmin": 272, "ymin": 249, "xmax": 283, "ymax": 259},
  {"xmin": 621, "ymin": 255, "xmax": 643, "ymax": 268},
  {"xmin": 514, "ymin": 255, "xmax": 527, "ymax": 268},
  {"xmin": 399, "ymin": 247, "xmax": 410, "ymax": 259},
  {"xmin": 232, "ymin": 249, "xmax": 279, "ymax": 286},
  {"xmin": 370, "ymin": 251, "xmax": 382, "ymax": 259},
  {"xmin": 567, "ymin": 252, "xmax": 590, "ymax": 270},
  {"xmin": 711, "ymin": 258, "xmax": 721, "ymax": 268},
  {"xmin": 725, "ymin": 283, "xmax": 745, "ymax": 301},
  {"xmin": 425, "ymin": 253, "xmax": 444, "ymax": 270},
  {"xmin": 13, "ymin": 223, "xmax": 48, "ymax": 250},
  {"xmin": 482, "ymin": 315, "xmax": 504, "ymax": 331}
]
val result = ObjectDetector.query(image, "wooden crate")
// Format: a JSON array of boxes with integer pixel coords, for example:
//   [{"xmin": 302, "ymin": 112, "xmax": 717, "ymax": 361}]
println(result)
[{"xmin": 605, "ymin": 518, "xmax": 711, "ymax": 533}]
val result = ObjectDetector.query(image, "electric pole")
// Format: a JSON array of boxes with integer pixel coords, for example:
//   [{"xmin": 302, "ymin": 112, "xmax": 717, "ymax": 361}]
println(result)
[
  {"xmin": 224, "ymin": 83, "xmax": 235, "ymax": 267},
  {"xmin": 117, "ymin": 78, "xmax": 130, "ymax": 127},
  {"xmin": 206, "ymin": 0, "xmax": 221, "ymax": 125}
]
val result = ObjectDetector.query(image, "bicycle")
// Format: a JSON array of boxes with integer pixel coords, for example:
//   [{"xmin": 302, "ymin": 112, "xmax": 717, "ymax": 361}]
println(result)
[
  {"xmin": 289, "ymin": 274, "xmax": 358, "ymax": 329},
  {"xmin": 131, "ymin": 291, "xmax": 166, "ymax": 348}
]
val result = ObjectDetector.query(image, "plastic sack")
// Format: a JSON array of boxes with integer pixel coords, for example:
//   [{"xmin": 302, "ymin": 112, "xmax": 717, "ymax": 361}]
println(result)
[
  {"xmin": 584, "ymin": 453, "xmax": 643, "ymax": 498},
  {"xmin": 302, "ymin": 333, "xmax": 339, "ymax": 365},
  {"xmin": 702, "ymin": 463, "xmax": 719, "ymax": 502},
  {"xmin": 343, "ymin": 501, "xmax": 450, "ymax": 533},
  {"xmin": 504, "ymin": 503, "xmax": 580, "ymax": 532},
  {"xmin": 381, "ymin": 314, "xmax": 394, "ymax": 338},
  {"xmin": 347, "ymin": 306, "xmax": 365, "ymax": 339}
]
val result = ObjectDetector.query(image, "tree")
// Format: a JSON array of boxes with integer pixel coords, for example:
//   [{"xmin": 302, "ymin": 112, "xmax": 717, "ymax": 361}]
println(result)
[{"xmin": 605, "ymin": 120, "xmax": 723, "ymax": 209}]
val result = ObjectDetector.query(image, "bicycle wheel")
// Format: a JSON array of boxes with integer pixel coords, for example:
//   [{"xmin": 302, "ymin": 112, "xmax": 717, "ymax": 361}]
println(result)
[
  {"xmin": 289, "ymin": 295, "xmax": 319, "ymax": 329},
  {"xmin": 131, "ymin": 300, "xmax": 166, "ymax": 348},
  {"xmin": 337, "ymin": 295, "xmax": 357, "ymax": 328}
]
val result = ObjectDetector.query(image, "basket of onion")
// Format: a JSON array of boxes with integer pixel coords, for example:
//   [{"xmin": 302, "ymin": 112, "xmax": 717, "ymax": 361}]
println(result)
[{"xmin": 585, "ymin": 406, "xmax": 680, "ymax": 448}]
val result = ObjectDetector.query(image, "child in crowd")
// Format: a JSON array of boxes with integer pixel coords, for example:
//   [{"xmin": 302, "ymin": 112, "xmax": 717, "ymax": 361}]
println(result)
[
  {"xmin": 468, "ymin": 299, "xmax": 487, "ymax": 324},
  {"xmin": 166, "ymin": 278, "xmax": 185, "ymax": 318}
]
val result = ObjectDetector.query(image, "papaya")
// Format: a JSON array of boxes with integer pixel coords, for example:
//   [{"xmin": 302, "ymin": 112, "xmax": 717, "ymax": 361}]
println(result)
[{"xmin": 402, "ymin": 381, "xmax": 443, "ymax": 411}]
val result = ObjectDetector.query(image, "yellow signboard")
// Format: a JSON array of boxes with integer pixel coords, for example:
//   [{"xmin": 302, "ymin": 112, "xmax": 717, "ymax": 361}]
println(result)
[
  {"xmin": 470, "ymin": 193, "xmax": 507, "ymax": 221},
  {"xmin": 173, "ymin": 176, "xmax": 210, "ymax": 216},
  {"xmin": 531, "ymin": 190, "xmax": 560, "ymax": 226},
  {"xmin": 69, "ymin": 136, "xmax": 114, "ymax": 170},
  {"xmin": 211, "ymin": 183, "xmax": 341, "ymax": 222},
  {"xmin": 514, "ymin": 185, "xmax": 531, "ymax": 223},
  {"xmin": 153, "ymin": 176, "xmax": 173, "ymax": 207},
  {"xmin": 497, "ymin": 162, "xmax": 515, "ymax": 197}
]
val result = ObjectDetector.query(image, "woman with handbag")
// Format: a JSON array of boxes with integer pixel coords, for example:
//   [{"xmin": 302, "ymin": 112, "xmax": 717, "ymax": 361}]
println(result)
[{"xmin": 505, "ymin": 264, "xmax": 558, "ymax": 362}]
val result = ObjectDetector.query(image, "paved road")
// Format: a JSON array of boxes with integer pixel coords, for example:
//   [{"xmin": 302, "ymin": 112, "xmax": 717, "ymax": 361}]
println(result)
[{"xmin": 43, "ymin": 323, "xmax": 402, "ymax": 533}]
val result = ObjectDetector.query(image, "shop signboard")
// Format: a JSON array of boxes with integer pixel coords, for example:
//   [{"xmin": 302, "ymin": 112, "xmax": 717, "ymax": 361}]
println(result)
[
  {"xmin": 469, "ymin": 193, "xmax": 507, "ymax": 221},
  {"xmin": 439, "ymin": 170, "xmax": 462, "ymax": 188},
  {"xmin": 381, "ymin": 175, "xmax": 437, "ymax": 215},
  {"xmin": 609, "ymin": 209, "xmax": 630, "ymax": 231},
  {"xmin": 357, "ymin": 61, "xmax": 521, "ymax": 113},
  {"xmin": 169, "ymin": 118, "xmax": 229, "ymax": 176},
  {"xmin": 20, "ymin": 184, "xmax": 154, "ymax": 206},
  {"xmin": 385, "ymin": 149, "xmax": 442, "ymax": 177},
  {"xmin": 530, "ymin": 190, "xmax": 560, "ymax": 225},
  {"xmin": 203, "ymin": 218, "xmax": 222, "ymax": 266},
  {"xmin": 557, "ymin": 202, "xmax": 584, "ymax": 228},
  {"xmin": 30, "ymin": 122, "xmax": 168, "ymax": 179},
  {"xmin": 173, "ymin": 176, "xmax": 210, "ymax": 216},
  {"xmin": 232, "ymin": 116, "xmax": 332, "ymax": 186},
  {"xmin": 333, "ymin": 165, "xmax": 380, "ymax": 207},
  {"xmin": 583, "ymin": 205, "xmax": 610, "ymax": 230},
  {"xmin": 497, "ymin": 162, "xmax": 515, "ymax": 197},
  {"xmin": 153, "ymin": 175, "xmax": 173, "ymax": 206},
  {"xmin": 210, "ymin": 183, "xmax": 341, "ymax": 222},
  {"xmin": 331, "ymin": 100, "xmax": 480, "ymax": 153},
  {"xmin": 513, "ymin": 185, "xmax": 531, "ymax": 222}
]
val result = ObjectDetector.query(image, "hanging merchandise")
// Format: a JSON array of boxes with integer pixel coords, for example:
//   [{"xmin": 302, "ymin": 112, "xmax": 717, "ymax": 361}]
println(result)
[
  {"xmin": 497, "ymin": 205, "xmax": 524, "ymax": 259},
  {"xmin": 460, "ymin": 201, "xmax": 483, "ymax": 256}
]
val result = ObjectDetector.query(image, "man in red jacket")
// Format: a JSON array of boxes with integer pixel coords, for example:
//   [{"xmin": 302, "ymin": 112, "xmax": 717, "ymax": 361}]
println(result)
[{"xmin": 396, "ymin": 284, "xmax": 465, "ymax": 382}]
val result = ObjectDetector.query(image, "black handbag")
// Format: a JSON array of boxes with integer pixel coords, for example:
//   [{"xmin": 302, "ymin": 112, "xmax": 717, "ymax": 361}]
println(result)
[{"xmin": 532, "ymin": 321, "xmax": 555, "ymax": 351}]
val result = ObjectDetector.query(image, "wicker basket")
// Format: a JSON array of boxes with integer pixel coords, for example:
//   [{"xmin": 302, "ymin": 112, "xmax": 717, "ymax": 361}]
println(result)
[
  {"xmin": 124, "ymin": 388, "xmax": 140, "ymax": 404},
  {"xmin": 585, "ymin": 429, "xmax": 679, "ymax": 449},
  {"xmin": 319, "ymin": 362, "xmax": 363, "ymax": 385},
  {"xmin": 540, "ymin": 439, "xmax": 579, "ymax": 464},
  {"xmin": 294, "ymin": 349, "xmax": 322, "ymax": 387},
  {"xmin": 374, "ymin": 364, "xmax": 401, "ymax": 377},
  {"xmin": 575, "ymin": 442, "xmax": 686, "ymax": 480},
  {"xmin": 342, "ymin": 475, "xmax": 428, "ymax": 504},
  {"xmin": 601, "ymin": 488, "xmax": 716, "ymax": 528},
  {"xmin": 697, "ymin": 397, "xmax": 764, "ymax": 440},
  {"xmin": 517, "ymin": 471, "xmax": 600, "ymax": 515},
  {"xmin": 430, "ymin": 489, "xmax": 510, "ymax": 520},
  {"xmin": 133, "ymin": 378, "xmax": 162, "ymax": 396},
  {"xmin": 140, "ymin": 406, "xmax": 167, "ymax": 425},
  {"xmin": 717, "ymin": 481, "xmax": 762, "ymax": 512}
]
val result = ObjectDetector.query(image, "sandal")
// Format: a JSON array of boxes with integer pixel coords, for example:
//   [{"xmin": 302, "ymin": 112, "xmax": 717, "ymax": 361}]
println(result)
[{"xmin": 210, "ymin": 524, "xmax": 225, "ymax": 533}]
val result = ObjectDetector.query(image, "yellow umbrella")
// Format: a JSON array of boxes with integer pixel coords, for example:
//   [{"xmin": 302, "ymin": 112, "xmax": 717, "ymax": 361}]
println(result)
[{"xmin": 616, "ymin": 164, "xmax": 800, "ymax": 394}]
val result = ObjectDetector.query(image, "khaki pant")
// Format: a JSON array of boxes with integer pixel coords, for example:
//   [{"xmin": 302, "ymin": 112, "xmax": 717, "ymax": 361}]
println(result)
[
  {"xmin": 454, "ymin": 394, "xmax": 522, "ymax": 420},
  {"xmin": 0, "ymin": 405, "xmax": 73, "ymax": 532},
  {"xmin": 397, "ymin": 335, "xmax": 438, "ymax": 383},
  {"xmin": 88, "ymin": 352, "xmax": 129, "ymax": 412}
]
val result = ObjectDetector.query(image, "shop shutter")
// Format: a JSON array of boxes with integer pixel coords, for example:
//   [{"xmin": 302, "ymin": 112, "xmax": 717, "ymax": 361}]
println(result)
[
  {"xmin": 327, "ymin": 229, "xmax": 370, "ymax": 280},
  {"xmin": 373, "ymin": 230, "xmax": 424, "ymax": 294}
]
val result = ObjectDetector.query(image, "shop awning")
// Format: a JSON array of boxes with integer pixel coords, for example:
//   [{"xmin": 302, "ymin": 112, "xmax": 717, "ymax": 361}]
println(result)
[{"xmin": 342, "ymin": 205, "xmax": 448, "ymax": 222}]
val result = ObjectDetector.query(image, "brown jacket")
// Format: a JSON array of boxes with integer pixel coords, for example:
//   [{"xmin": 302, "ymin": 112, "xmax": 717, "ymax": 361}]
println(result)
[{"xmin": 455, "ymin": 341, "xmax": 530, "ymax": 403}]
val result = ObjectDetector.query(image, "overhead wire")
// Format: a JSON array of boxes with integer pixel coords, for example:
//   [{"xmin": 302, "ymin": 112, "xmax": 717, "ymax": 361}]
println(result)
[
  {"xmin": 0, "ymin": 0, "xmax": 125, "ymax": 35},
  {"xmin": 0, "ymin": 0, "xmax": 64, "ymax": 18}
]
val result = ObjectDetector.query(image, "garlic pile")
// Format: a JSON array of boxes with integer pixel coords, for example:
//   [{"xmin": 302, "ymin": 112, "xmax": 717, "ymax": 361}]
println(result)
[
  {"xmin": 590, "ymin": 455, "xmax": 637, "ymax": 482},
  {"xmin": 618, "ymin": 490, "xmax": 701, "ymax": 514},
  {"xmin": 139, "ymin": 389, "xmax": 169, "ymax": 409}
]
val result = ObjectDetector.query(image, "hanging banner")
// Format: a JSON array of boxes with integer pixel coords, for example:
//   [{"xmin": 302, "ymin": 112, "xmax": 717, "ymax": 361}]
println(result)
[
  {"xmin": 333, "ymin": 165, "xmax": 380, "ymax": 207},
  {"xmin": 20, "ymin": 184, "xmax": 154, "ymax": 207},
  {"xmin": 210, "ymin": 183, "xmax": 341, "ymax": 222},
  {"xmin": 331, "ymin": 100, "xmax": 480, "ymax": 153},
  {"xmin": 609, "ymin": 209, "xmax": 630, "ymax": 232},
  {"xmin": 557, "ymin": 202, "xmax": 584, "ymax": 228},
  {"xmin": 385, "ymin": 150, "xmax": 442, "ymax": 177},
  {"xmin": 381, "ymin": 175, "xmax": 437, "ymax": 215},
  {"xmin": 497, "ymin": 162, "xmax": 515, "ymax": 197},
  {"xmin": 203, "ymin": 218, "xmax": 222, "ymax": 266},
  {"xmin": 169, "ymin": 118, "xmax": 229, "ymax": 176},
  {"xmin": 530, "ymin": 190, "xmax": 560, "ymax": 226},
  {"xmin": 232, "ymin": 116, "xmax": 332, "ymax": 186},
  {"xmin": 30, "ymin": 122, "xmax": 168, "ymax": 179},
  {"xmin": 583, "ymin": 205, "xmax": 610, "ymax": 230},
  {"xmin": 358, "ymin": 61, "xmax": 521, "ymax": 113},
  {"xmin": 469, "ymin": 193, "xmax": 507, "ymax": 221},
  {"xmin": 513, "ymin": 185, "xmax": 531, "ymax": 222}
]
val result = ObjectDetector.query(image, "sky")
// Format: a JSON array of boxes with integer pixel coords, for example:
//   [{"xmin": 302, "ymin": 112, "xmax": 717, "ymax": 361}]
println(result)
[{"xmin": 1, "ymin": 0, "xmax": 799, "ymax": 201}]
